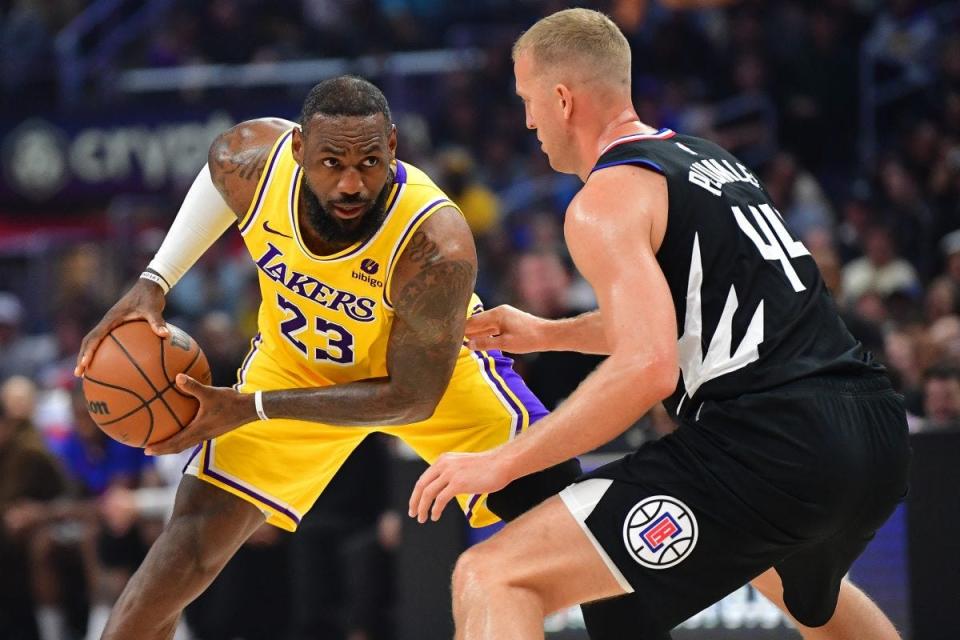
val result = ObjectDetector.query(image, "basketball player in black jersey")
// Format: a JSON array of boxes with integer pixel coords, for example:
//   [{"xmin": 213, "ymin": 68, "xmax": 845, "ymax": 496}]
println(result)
[{"xmin": 410, "ymin": 8, "xmax": 910, "ymax": 639}]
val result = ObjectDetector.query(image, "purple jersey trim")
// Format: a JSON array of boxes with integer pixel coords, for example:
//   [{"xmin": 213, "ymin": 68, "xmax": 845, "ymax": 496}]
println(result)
[
  {"xmin": 465, "ymin": 493, "xmax": 483, "ymax": 521},
  {"xmin": 182, "ymin": 444, "xmax": 202, "ymax": 474},
  {"xmin": 233, "ymin": 332, "xmax": 262, "ymax": 391},
  {"xmin": 201, "ymin": 440, "xmax": 302, "ymax": 527},
  {"xmin": 489, "ymin": 349, "xmax": 550, "ymax": 428}
]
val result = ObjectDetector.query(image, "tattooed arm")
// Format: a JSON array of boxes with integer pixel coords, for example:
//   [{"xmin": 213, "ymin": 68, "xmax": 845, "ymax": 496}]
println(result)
[
  {"xmin": 208, "ymin": 118, "xmax": 296, "ymax": 218},
  {"xmin": 379, "ymin": 207, "xmax": 479, "ymax": 418},
  {"xmin": 146, "ymin": 207, "xmax": 478, "ymax": 453}
]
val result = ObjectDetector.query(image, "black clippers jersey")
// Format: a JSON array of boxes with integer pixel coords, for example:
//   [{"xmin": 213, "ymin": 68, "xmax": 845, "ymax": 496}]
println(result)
[{"xmin": 592, "ymin": 130, "xmax": 879, "ymax": 418}]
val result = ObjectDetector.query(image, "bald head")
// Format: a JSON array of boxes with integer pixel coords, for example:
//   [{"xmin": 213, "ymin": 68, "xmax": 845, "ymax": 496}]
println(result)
[{"xmin": 513, "ymin": 8, "xmax": 631, "ymax": 90}]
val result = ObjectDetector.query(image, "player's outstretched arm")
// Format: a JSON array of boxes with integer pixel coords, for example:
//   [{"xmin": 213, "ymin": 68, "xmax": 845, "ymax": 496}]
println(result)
[
  {"xmin": 466, "ymin": 306, "xmax": 610, "ymax": 354},
  {"xmin": 411, "ymin": 166, "xmax": 678, "ymax": 521}
]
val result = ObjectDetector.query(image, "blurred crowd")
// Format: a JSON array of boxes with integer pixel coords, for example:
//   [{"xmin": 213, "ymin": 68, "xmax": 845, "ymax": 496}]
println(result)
[{"xmin": 3, "ymin": 0, "xmax": 960, "ymax": 639}]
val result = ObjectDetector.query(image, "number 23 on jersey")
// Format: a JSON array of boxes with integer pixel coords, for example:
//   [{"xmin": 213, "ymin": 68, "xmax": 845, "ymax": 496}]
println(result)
[{"xmin": 276, "ymin": 293, "xmax": 355, "ymax": 365}]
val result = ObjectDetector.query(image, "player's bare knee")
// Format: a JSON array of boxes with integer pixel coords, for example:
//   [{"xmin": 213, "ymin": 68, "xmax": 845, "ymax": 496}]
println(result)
[
  {"xmin": 162, "ymin": 514, "xmax": 227, "ymax": 580},
  {"xmin": 452, "ymin": 547, "xmax": 488, "ymax": 599},
  {"xmin": 160, "ymin": 478, "xmax": 265, "ymax": 580},
  {"xmin": 452, "ymin": 544, "xmax": 507, "ymax": 600}
]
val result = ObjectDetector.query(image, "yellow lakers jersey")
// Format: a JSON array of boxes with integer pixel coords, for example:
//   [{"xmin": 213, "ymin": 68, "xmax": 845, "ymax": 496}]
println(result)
[
  {"xmin": 235, "ymin": 128, "xmax": 461, "ymax": 387},
  {"xmin": 196, "ymin": 127, "xmax": 549, "ymax": 530}
]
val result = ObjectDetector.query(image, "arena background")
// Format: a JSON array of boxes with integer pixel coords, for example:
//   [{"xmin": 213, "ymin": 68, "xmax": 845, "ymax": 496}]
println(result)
[{"xmin": 0, "ymin": 1, "xmax": 957, "ymax": 639}]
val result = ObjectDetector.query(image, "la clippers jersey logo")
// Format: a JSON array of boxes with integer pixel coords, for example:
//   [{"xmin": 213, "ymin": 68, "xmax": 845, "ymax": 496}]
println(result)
[{"xmin": 622, "ymin": 495, "xmax": 698, "ymax": 569}]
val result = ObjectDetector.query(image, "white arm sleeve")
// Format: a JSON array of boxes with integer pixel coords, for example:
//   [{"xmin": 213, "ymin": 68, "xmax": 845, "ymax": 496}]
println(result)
[{"xmin": 144, "ymin": 163, "xmax": 237, "ymax": 293}]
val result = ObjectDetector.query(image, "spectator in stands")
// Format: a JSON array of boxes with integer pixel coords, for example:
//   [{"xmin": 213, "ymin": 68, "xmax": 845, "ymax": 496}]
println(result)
[
  {"xmin": 916, "ymin": 363, "xmax": 960, "ymax": 432},
  {"xmin": 877, "ymin": 156, "xmax": 936, "ymax": 276},
  {"xmin": 165, "ymin": 235, "xmax": 251, "ymax": 322},
  {"xmin": 841, "ymin": 225, "xmax": 921, "ymax": 306},
  {"xmin": 762, "ymin": 151, "xmax": 835, "ymax": 241},
  {"xmin": 0, "ymin": 293, "xmax": 56, "ymax": 382},
  {"xmin": 884, "ymin": 328, "xmax": 925, "ymax": 412},
  {"xmin": 835, "ymin": 182, "xmax": 876, "ymax": 264},
  {"xmin": 48, "ymin": 383, "xmax": 158, "ymax": 640},
  {"xmin": 194, "ymin": 310, "xmax": 247, "ymax": 387},
  {"xmin": 903, "ymin": 120, "xmax": 940, "ymax": 187},
  {"xmin": 1, "ymin": 375, "xmax": 40, "ymax": 435},
  {"xmin": 54, "ymin": 244, "xmax": 116, "ymax": 317},
  {"xmin": 0, "ymin": 380, "xmax": 69, "ymax": 640},
  {"xmin": 806, "ymin": 231, "xmax": 843, "ymax": 297},
  {"xmin": 925, "ymin": 275, "xmax": 960, "ymax": 322},
  {"xmin": 930, "ymin": 140, "xmax": 960, "ymax": 233},
  {"xmin": 925, "ymin": 313, "xmax": 960, "ymax": 362},
  {"xmin": 36, "ymin": 307, "xmax": 101, "ymax": 393},
  {"xmin": 940, "ymin": 229, "xmax": 960, "ymax": 286},
  {"xmin": 436, "ymin": 147, "xmax": 502, "ymax": 239},
  {"xmin": 478, "ymin": 136, "xmax": 530, "ymax": 193},
  {"xmin": 508, "ymin": 251, "xmax": 603, "ymax": 411}
]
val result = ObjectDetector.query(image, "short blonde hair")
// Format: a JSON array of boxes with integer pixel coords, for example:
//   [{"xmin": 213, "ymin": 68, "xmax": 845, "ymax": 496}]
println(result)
[{"xmin": 513, "ymin": 8, "xmax": 631, "ymax": 87}]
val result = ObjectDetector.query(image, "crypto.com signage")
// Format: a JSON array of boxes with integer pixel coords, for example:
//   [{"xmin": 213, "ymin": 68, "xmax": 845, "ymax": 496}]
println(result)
[{"xmin": 1, "ymin": 110, "xmax": 241, "ymax": 207}]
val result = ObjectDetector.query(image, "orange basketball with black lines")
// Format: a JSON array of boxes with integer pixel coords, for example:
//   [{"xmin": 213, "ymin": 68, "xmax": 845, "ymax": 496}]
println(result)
[{"xmin": 81, "ymin": 320, "xmax": 211, "ymax": 447}]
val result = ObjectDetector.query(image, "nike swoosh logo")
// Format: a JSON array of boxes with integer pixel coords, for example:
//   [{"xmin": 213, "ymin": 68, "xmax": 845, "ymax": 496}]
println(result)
[{"xmin": 262, "ymin": 220, "xmax": 292, "ymax": 238}]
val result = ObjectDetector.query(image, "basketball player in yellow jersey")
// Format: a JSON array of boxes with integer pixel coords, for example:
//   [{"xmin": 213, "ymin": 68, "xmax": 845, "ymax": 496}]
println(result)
[{"xmin": 74, "ymin": 76, "xmax": 580, "ymax": 639}]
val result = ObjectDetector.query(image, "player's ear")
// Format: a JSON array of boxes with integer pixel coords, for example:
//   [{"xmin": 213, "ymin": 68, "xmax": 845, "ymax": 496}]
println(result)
[
  {"xmin": 388, "ymin": 124, "xmax": 397, "ymax": 157},
  {"xmin": 291, "ymin": 126, "xmax": 304, "ymax": 166},
  {"xmin": 556, "ymin": 84, "xmax": 573, "ymax": 120}
]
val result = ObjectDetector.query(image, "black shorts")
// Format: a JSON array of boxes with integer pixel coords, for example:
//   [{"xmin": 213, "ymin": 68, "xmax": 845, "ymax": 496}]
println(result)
[{"xmin": 563, "ymin": 373, "xmax": 910, "ymax": 634}]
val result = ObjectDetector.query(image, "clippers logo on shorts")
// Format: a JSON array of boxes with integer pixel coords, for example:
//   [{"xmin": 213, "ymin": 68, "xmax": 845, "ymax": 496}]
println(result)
[{"xmin": 622, "ymin": 495, "xmax": 698, "ymax": 569}]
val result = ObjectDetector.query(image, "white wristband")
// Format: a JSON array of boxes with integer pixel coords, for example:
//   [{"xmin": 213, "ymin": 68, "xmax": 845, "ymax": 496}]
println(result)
[
  {"xmin": 146, "ymin": 163, "xmax": 237, "ymax": 292},
  {"xmin": 254, "ymin": 390, "xmax": 269, "ymax": 421}
]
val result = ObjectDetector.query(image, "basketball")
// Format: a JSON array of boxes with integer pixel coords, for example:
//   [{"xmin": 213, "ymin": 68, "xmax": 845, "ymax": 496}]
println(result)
[{"xmin": 81, "ymin": 320, "xmax": 211, "ymax": 448}]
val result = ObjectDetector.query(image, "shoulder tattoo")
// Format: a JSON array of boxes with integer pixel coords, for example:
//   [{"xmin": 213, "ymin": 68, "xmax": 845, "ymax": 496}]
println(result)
[
  {"xmin": 209, "ymin": 133, "xmax": 272, "ymax": 194},
  {"xmin": 396, "ymin": 229, "xmax": 475, "ymax": 335}
]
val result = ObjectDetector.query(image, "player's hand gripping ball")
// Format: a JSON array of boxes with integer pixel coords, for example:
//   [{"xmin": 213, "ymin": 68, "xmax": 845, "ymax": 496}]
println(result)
[{"xmin": 81, "ymin": 320, "xmax": 211, "ymax": 447}]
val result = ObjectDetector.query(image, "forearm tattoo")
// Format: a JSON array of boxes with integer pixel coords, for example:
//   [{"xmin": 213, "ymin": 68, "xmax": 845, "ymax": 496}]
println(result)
[{"xmin": 388, "ymin": 228, "xmax": 476, "ymax": 407}]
